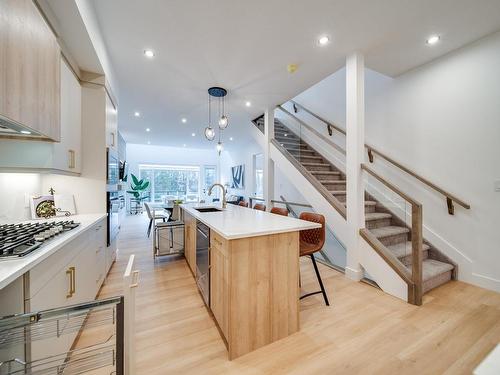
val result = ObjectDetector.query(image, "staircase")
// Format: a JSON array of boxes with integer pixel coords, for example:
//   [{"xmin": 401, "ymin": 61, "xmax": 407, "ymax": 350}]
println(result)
[{"xmin": 273, "ymin": 120, "xmax": 455, "ymax": 295}]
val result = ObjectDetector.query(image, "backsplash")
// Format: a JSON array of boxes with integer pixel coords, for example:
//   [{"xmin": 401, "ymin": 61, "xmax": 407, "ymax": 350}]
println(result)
[{"xmin": 0, "ymin": 173, "xmax": 42, "ymax": 223}]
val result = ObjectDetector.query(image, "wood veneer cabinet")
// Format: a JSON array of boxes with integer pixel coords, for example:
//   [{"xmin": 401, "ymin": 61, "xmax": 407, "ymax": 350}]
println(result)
[
  {"xmin": 210, "ymin": 230, "xmax": 300, "ymax": 360},
  {"xmin": 0, "ymin": 0, "xmax": 61, "ymax": 141},
  {"xmin": 183, "ymin": 212, "xmax": 196, "ymax": 275}
]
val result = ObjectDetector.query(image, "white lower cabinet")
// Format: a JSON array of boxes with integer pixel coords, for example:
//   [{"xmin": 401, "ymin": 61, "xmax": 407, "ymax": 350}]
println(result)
[{"xmin": 27, "ymin": 218, "xmax": 107, "ymax": 364}]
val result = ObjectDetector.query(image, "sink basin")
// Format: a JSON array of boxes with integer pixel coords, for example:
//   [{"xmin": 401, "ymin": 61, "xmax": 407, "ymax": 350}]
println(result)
[{"xmin": 194, "ymin": 207, "xmax": 223, "ymax": 213}]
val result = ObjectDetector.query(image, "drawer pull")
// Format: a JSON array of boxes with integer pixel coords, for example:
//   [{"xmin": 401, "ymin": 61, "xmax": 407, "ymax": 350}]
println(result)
[
  {"xmin": 68, "ymin": 150, "xmax": 76, "ymax": 169},
  {"xmin": 66, "ymin": 266, "xmax": 75, "ymax": 298}
]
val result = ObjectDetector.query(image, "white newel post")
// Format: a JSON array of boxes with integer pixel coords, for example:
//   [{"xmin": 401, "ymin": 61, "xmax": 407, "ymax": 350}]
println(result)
[
  {"xmin": 264, "ymin": 108, "xmax": 275, "ymax": 208},
  {"xmin": 345, "ymin": 53, "xmax": 366, "ymax": 281}
]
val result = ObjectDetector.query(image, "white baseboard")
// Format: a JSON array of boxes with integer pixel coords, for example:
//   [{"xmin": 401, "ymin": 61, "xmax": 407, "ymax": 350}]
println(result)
[{"xmin": 345, "ymin": 266, "xmax": 363, "ymax": 281}]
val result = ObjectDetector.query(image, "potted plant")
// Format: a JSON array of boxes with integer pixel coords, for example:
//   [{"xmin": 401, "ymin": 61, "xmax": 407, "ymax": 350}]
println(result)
[{"xmin": 126, "ymin": 174, "xmax": 150, "ymax": 213}]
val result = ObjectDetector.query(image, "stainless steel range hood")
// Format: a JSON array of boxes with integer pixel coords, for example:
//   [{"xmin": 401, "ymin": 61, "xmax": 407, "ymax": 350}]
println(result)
[{"xmin": 0, "ymin": 114, "xmax": 44, "ymax": 138}]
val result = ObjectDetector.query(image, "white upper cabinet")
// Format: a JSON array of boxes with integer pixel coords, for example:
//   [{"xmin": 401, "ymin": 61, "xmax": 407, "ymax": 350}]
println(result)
[
  {"xmin": 106, "ymin": 94, "xmax": 118, "ymax": 152},
  {"xmin": 52, "ymin": 60, "xmax": 82, "ymax": 173}
]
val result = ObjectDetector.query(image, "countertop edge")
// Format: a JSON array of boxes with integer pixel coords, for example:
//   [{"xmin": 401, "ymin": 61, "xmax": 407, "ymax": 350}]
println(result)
[
  {"xmin": 0, "ymin": 214, "xmax": 107, "ymax": 290},
  {"xmin": 180, "ymin": 204, "xmax": 321, "ymax": 240}
]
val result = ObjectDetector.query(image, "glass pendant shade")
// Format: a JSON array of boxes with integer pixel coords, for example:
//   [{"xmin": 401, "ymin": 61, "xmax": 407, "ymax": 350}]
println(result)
[
  {"xmin": 216, "ymin": 141, "xmax": 223, "ymax": 155},
  {"xmin": 205, "ymin": 126, "xmax": 215, "ymax": 141},
  {"xmin": 218, "ymin": 115, "xmax": 228, "ymax": 129}
]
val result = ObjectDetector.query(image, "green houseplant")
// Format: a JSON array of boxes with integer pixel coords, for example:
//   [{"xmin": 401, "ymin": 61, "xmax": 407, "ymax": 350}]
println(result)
[{"xmin": 126, "ymin": 174, "xmax": 150, "ymax": 201}]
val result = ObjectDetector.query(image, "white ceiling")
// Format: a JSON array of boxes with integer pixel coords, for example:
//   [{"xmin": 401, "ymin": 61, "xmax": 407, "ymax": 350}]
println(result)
[{"xmin": 89, "ymin": 0, "xmax": 500, "ymax": 149}]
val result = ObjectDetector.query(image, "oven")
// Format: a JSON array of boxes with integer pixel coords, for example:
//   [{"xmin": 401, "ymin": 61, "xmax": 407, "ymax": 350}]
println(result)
[
  {"xmin": 106, "ymin": 148, "xmax": 119, "ymax": 190},
  {"xmin": 107, "ymin": 191, "xmax": 120, "ymax": 246}
]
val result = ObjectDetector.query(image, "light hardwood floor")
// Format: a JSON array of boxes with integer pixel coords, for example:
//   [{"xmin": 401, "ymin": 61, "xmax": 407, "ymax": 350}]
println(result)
[{"xmin": 94, "ymin": 213, "xmax": 500, "ymax": 374}]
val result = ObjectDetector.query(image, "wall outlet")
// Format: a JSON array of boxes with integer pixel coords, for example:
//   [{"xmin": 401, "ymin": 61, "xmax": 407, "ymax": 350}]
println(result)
[{"xmin": 495, "ymin": 180, "xmax": 500, "ymax": 192}]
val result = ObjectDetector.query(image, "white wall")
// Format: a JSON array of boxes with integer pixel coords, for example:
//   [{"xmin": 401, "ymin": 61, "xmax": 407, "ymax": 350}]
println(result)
[
  {"xmin": 220, "ymin": 140, "xmax": 262, "ymax": 201},
  {"xmin": 0, "ymin": 174, "xmax": 42, "ymax": 223},
  {"xmin": 290, "ymin": 31, "xmax": 500, "ymax": 291}
]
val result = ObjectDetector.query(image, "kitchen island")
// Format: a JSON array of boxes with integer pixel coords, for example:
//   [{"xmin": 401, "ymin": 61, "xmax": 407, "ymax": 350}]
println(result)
[{"xmin": 180, "ymin": 203, "xmax": 320, "ymax": 359}]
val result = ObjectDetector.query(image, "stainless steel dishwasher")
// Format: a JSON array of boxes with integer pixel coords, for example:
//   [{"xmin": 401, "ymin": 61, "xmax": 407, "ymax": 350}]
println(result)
[{"xmin": 195, "ymin": 221, "xmax": 210, "ymax": 306}]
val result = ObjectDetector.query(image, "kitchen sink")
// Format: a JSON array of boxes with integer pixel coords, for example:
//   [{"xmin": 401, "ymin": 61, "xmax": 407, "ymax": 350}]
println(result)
[{"xmin": 194, "ymin": 207, "xmax": 223, "ymax": 213}]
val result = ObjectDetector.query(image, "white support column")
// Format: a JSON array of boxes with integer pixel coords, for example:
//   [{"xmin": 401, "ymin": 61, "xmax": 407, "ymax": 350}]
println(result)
[
  {"xmin": 263, "ymin": 108, "xmax": 275, "ymax": 208},
  {"xmin": 345, "ymin": 53, "xmax": 365, "ymax": 281}
]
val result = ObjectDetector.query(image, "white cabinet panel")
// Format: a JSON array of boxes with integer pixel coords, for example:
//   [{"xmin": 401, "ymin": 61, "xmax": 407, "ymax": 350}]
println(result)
[{"xmin": 53, "ymin": 60, "xmax": 82, "ymax": 173}]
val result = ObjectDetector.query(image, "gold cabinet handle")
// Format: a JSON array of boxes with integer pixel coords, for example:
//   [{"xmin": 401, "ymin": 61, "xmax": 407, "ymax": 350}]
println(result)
[
  {"xmin": 68, "ymin": 149, "xmax": 75, "ymax": 169},
  {"xmin": 66, "ymin": 266, "xmax": 75, "ymax": 298},
  {"xmin": 71, "ymin": 266, "xmax": 76, "ymax": 295}
]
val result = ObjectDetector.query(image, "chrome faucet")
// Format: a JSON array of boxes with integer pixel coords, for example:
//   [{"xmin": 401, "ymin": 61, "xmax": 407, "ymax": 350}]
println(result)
[{"xmin": 208, "ymin": 183, "xmax": 227, "ymax": 209}]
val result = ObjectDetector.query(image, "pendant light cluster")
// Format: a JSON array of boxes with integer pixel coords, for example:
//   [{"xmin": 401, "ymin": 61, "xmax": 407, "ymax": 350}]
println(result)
[{"xmin": 205, "ymin": 87, "xmax": 229, "ymax": 155}]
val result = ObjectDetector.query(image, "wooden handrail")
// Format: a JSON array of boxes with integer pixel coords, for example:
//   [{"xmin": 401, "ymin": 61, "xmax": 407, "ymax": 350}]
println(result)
[
  {"xmin": 277, "ymin": 106, "xmax": 346, "ymax": 156},
  {"xmin": 290, "ymin": 100, "xmax": 346, "ymax": 136},
  {"xmin": 271, "ymin": 139, "xmax": 347, "ymax": 219},
  {"xmin": 366, "ymin": 145, "xmax": 470, "ymax": 215},
  {"xmin": 361, "ymin": 164, "xmax": 420, "ymax": 206},
  {"xmin": 285, "ymin": 101, "xmax": 470, "ymax": 215}
]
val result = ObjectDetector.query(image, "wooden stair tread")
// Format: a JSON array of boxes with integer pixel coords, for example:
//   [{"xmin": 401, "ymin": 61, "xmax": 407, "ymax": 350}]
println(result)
[
  {"xmin": 369, "ymin": 226, "xmax": 410, "ymax": 238},
  {"xmin": 387, "ymin": 241, "xmax": 430, "ymax": 258},
  {"xmin": 329, "ymin": 190, "xmax": 346, "ymax": 195},
  {"xmin": 301, "ymin": 162, "xmax": 331, "ymax": 166}
]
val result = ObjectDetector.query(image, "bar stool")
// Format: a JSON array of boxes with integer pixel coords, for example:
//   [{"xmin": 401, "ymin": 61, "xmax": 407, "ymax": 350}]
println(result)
[
  {"xmin": 253, "ymin": 203, "xmax": 266, "ymax": 211},
  {"xmin": 238, "ymin": 201, "xmax": 249, "ymax": 207},
  {"xmin": 299, "ymin": 212, "xmax": 330, "ymax": 306},
  {"xmin": 270, "ymin": 207, "xmax": 289, "ymax": 216},
  {"xmin": 144, "ymin": 203, "xmax": 169, "ymax": 238}
]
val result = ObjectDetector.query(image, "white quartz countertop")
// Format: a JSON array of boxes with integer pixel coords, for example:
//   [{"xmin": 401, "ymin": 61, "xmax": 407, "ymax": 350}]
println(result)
[
  {"xmin": 180, "ymin": 203, "xmax": 320, "ymax": 240},
  {"xmin": 0, "ymin": 213, "xmax": 107, "ymax": 290}
]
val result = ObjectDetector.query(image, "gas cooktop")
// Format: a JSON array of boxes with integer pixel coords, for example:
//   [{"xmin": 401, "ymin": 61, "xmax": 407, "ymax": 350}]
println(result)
[{"xmin": 0, "ymin": 220, "xmax": 80, "ymax": 259}]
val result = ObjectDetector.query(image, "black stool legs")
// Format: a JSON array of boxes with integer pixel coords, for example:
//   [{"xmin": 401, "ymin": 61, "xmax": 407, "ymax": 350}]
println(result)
[{"xmin": 299, "ymin": 255, "xmax": 330, "ymax": 306}]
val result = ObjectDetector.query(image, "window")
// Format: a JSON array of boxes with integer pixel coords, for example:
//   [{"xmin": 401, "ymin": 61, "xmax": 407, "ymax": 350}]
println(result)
[
  {"xmin": 203, "ymin": 166, "xmax": 218, "ymax": 199},
  {"xmin": 138, "ymin": 164, "xmax": 200, "ymax": 203}
]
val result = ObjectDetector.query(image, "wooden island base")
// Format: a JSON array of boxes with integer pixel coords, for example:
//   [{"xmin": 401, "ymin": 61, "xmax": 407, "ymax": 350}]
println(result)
[{"xmin": 183, "ymin": 210, "xmax": 300, "ymax": 360}]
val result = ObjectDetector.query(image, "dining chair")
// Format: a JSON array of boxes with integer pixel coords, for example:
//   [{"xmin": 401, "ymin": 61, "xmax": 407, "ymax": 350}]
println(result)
[
  {"xmin": 238, "ymin": 201, "xmax": 249, "ymax": 207},
  {"xmin": 144, "ymin": 202, "xmax": 169, "ymax": 238},
  {"xmin": 270, "ymin": 207, "xmax": 289, "ymax": 216},
  {"xmin": 253, "ymin": 203, "xmax": 266, "ymax": 211}
]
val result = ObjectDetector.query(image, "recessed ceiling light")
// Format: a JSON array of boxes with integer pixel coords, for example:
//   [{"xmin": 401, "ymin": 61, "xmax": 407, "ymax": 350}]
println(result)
[
  {"xmin": 147, "ymin": 141, "xmax": 151, "ymax": 145},
  {"xmin": 134, "ymin": 111, "xmax": 140, "ymax": 117},
  {"xmin": 183, "ymin": 144, "xmax": 186, "ymax": 147},
  {"xmin": 181, "ymin": 118, "xmax": 187, "ymax": 123},
  {"xmin": 146, "ymin": 128, "xmax": 150, "ymax": 132},
  {"xmin": 229, "ymin": 137, "xmax": 233, "ymax": 141},
  {"xmin": 318, "ymin": 36, "xmax": 330, "ymax": 46},
  {"xmin": 20, "ymin": 130, "xmax": 31, "ymax": 135},
  {"xmin": 245, "ymin": 101, "xmax": 251, "ymax": 107},
  {"xmin": 191, "ymin": 132, "xmax": 196, "ymax": 137},
  {"xmin": 144, "ymin": 49, "xmax": 155, "ymax": 58},
  {"xmin": 426, "ymin": 35, "xmax": 440, "ymax": 45}
]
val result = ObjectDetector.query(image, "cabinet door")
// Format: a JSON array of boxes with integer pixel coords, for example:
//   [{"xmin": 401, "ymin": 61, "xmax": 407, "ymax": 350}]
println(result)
[
  {"xmin": 53, "ymin": 59, "xmax": 82, "ymax": 173},
  {"xmin": 29, "ymin": 265, "xmax": 73, "ymax": 365},
  {"xmin": 105, "ymin": 94, "xmax": 117, "ymax": 151},
  {"xmin": 210, "ymin": 242, "xmax": 229, "ymax": 338},
  {"xmin": 0, "ymin": 0, "xmax": 60, "ymax": 141},
  {"xmin": 183, "ymin": 213, "xmax": 196, "ymax": 275}
]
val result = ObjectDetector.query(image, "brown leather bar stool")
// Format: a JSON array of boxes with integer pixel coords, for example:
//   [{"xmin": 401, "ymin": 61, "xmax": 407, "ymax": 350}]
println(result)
[
  {"xmin": 270, "ymin": 207, "xmax": 289, "ymax": 216},
  {"xmin": 238, "ymin": 201, "xmax": 249, "ymax": 207},
  {"xmin": 299, "ymin": 212, "xmax": 330, "ymax": 306},
  {"xmin": 253, "ymin": 203, "xmax": 266, "ymax": 211}
]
